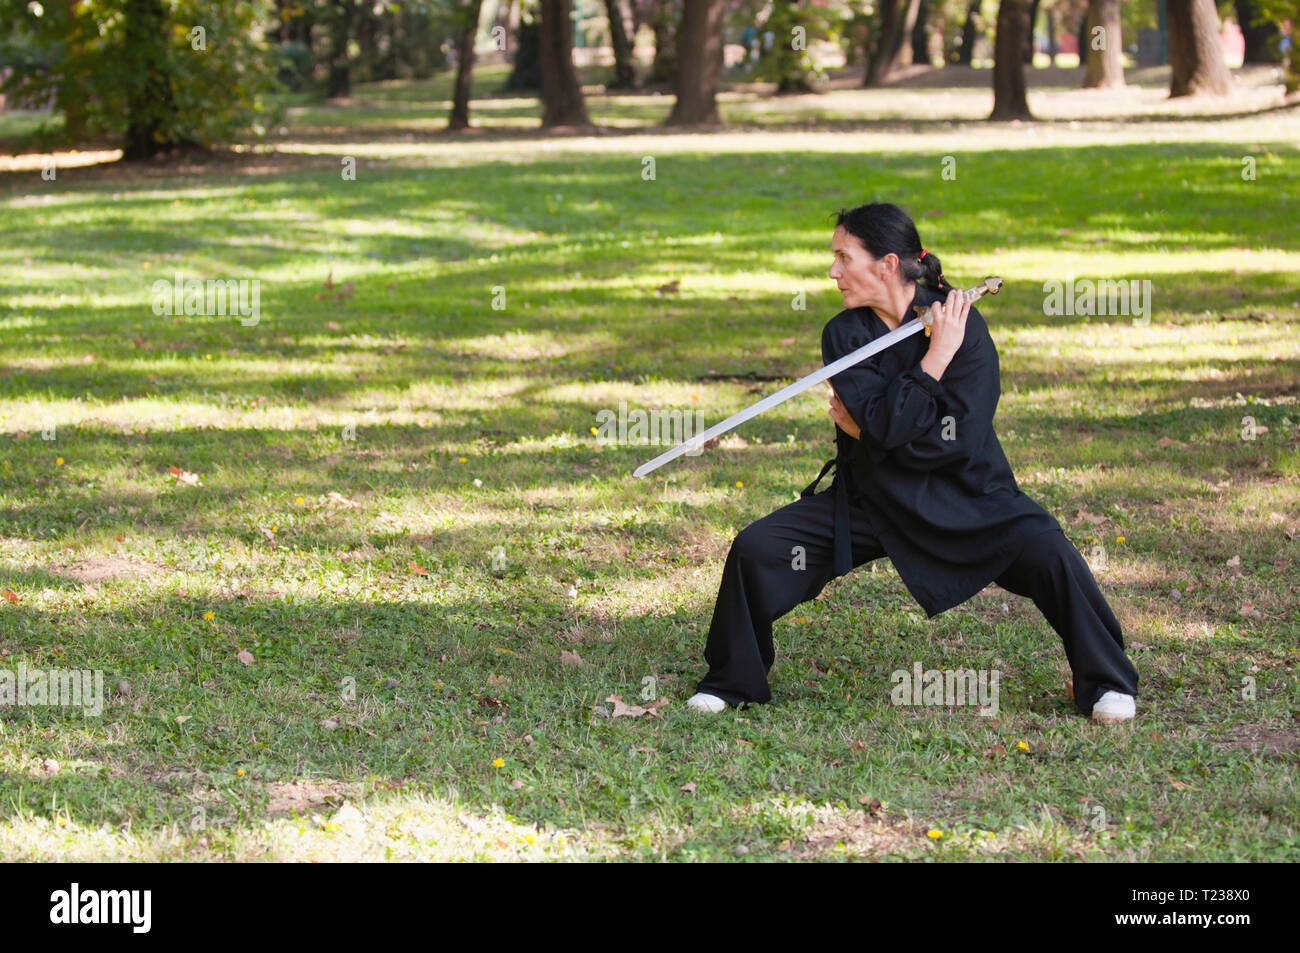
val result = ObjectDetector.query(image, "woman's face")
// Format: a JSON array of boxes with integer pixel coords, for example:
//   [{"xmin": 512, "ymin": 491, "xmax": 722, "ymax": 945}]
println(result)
[{"xmin": 828, "ymin": 225, "xmax": 895, "ymax": 311}]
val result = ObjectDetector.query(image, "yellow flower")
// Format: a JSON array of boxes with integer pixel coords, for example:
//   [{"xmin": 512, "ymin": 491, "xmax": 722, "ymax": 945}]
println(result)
[
  {"xmin": 1016, "ymin": 741, "xmax": 1029, "ymax": 751},
  {"xmin": 55, "ymin": 457, "xmax": 63, "ymax": 466},
  {"xmin": 236, "ymin": 768, "xmax": 245, "ymax": 776},
  {"xmin": 589, "ymin": 426, "xmax": 597, "ymax": 434},
  {"xmin": 1116, "ymin": 536, "xmax": 1126, "ymax": 542},
  {"xmin": 203, "ymin": 610, "xmax": 214, "ymax": 621},
  {"xmin": 295, "ymin": 496, "xmax": 304, "ymax": 505},
  {"xmin": 58, "ymin": 817, "xmax": 67, "ymax": 826},
  {"xmin": 735, "ymin": 481, "xmax": 743, "ymax": 487},
  {"xmin": 458, "ymin": 456, "xmax": 467, "ymax": 462},
  {"xmin": 492, "ymin": 758, "xmax": 505, "ymax": 768},
  {"xmin": 927, "ymin": 829, "xmax": 942, "ymax": 839},
  {"xmin": 204, "ymin": 353, "xmax": 212, "ymax": 360},
  {"xmin": 271, "ymin": 525, "xmax": 277, "ymax": 533}
]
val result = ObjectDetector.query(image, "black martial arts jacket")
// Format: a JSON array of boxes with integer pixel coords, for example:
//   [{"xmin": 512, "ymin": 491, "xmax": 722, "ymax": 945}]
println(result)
[{"xmin": 802, "ymin": 281, "xmax": 1063, "ymax": 617}]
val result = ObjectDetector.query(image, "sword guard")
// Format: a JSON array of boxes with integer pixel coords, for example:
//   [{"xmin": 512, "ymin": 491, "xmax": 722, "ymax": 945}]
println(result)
[{"xmin": 911, "ymin": 276, "xmax": 1002, "ymax": 340}]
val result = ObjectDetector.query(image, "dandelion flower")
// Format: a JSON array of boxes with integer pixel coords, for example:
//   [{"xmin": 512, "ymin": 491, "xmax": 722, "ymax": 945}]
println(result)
[
  {"xmin": 927, "ymin": 829, "xmax": 942, "ymax": 839},
  {"xmin": 1016, "ymin": 741, "xmax": 1029, "ymax": 752},
  {"xmin": 56, "ymin": 457, "xmax": 64, "ymax": 466},
  {"xmin": 492, "ymin": 758, "xmax": 505, "ymax": 768},
  {"xmin": 203, "ymin": 610, "xmax": 214, "ymax": 621}
]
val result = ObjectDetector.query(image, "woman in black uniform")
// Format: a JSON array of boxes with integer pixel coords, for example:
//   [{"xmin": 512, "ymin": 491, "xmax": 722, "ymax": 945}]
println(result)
[{"xmin": 686, "ymin": 202, "xmax": 1139, "ymax": 723}]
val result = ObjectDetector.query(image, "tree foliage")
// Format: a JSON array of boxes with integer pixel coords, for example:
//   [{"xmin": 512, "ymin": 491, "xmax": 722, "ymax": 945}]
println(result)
[{"xmin": 0, "ymin": 0, "xmax": 280, "ymax": 154}]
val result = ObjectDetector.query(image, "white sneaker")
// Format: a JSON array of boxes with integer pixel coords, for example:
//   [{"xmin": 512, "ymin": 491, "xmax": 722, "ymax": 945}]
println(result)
[
  {"xmin": 1091, "ymin": 690, "xmax": 1136, "ymax": 723},
  {"xmin": 686, "ymin": 692, "xmax": 727, "ymax": 713}
]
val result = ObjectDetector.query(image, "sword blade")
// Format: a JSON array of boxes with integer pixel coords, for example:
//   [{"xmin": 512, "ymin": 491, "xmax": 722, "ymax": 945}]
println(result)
[{"xmin": 632, "ymin": 316, "xmax": 928, "ymax": 478}]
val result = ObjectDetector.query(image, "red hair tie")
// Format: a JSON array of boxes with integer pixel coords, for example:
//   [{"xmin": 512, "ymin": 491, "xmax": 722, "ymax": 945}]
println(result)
[{"xmin": 918, "ymin": 249, "xmax": 928, "ymax": 260}]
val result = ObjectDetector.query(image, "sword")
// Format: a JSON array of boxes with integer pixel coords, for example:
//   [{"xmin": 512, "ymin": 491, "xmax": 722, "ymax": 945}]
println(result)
[{"xmin": 632, "ymin": 277, "xmax": 1002, "ymax": 478}]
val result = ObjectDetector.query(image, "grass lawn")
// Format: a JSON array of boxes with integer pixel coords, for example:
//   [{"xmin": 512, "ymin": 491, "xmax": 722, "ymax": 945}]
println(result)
[{"xmin": 0, "ymin": 63, "xmax": 1297, "ymax": 861}]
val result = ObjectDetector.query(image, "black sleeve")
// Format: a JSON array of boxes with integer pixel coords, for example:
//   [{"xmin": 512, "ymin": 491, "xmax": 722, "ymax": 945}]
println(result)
[{"xmin": 822, "ymin": 307, "xmax": 999, "ymax": 472}]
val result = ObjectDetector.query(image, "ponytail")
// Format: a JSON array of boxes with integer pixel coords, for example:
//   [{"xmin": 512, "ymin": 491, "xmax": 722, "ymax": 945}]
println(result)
[{"xmin": 913, "ymin": 250, "xmax": 954, "ymax": 296}]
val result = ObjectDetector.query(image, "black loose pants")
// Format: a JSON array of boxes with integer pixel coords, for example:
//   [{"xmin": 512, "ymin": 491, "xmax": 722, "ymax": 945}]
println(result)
[{"xmin": 694, "ymin": 487, "xmax": 1140, "ymax": 714}]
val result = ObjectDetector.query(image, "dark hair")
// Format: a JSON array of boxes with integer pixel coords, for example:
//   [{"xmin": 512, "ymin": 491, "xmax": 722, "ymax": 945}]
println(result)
[{"xmin": 831, "ymin": 202, "xmax": 954, "ymax": 295}]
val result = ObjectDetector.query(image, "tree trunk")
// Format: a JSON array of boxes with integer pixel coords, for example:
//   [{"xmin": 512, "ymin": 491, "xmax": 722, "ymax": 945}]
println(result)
[
  {"xmin": 865, "ymin": 0, "xmax": 922, "ymax": 85},
  {"xmin": 504, "ymin": 14, "xmax": 541, "ymax": 90},
  {"xmin": 665, "ymin": 0, "xmax": 724, "ymax": 125},
  {"xmin": 1046, "ymin": 7, "xmax": 1058, "ymax": 63},
  {"xmin": 59, "ymin": 0, "xmax": 89, "ymax": 141},
  {"xmin": 539, "ymin": 0, "xmax": 592, "ymax": 126},
  {"xmin": 648, "ymin": 0, "xmax": 679, "ymax": 85},
  {"xmin": 957, "ymin": 0, "xmax": 980, "ymax": 66},
  {"xmin": 1167, "ymin": 0, "xmax": 1232, "ymax": 96},
  {"xmin": 605, "ymin": 0, "xmax": 638, "ymax": 88},
  {"xmin": 448, "ymin": 0, "xmax": 484, "ymax": 130},
  {"xmin": 990, "ymin": 0, "xmax": 1033, "ymax": 119},
  {"xmin": 1082, "ymin": 0, "xmax": 1125, "ymax": 88},
  {"xmin": 1234, "ymin": 0, "xmax": 1281, "ymax": 64},
  {"xmin": 864, "ymin": 0, "xmax": 900, "ymax": 84},
  {"xmin": 1023, "ymin": 0, "xmax": 1040, "ymax": 63},
  {"xmin": 327, "ymin": 1, "xmax": 356, "ymax": 98},
  {"xmin": 123, "ymin": 0, "xmax": 189, "ymax": 159},
  {"xmin": 911, "ymin": 0, "xmax": 930, "ymax": 65}
]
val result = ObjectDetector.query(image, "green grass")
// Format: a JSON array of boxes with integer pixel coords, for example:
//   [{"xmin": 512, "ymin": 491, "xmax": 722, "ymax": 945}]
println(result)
[{"xmin": 0, "ymin": 68, "xmax": 1297, "ymax": 861}]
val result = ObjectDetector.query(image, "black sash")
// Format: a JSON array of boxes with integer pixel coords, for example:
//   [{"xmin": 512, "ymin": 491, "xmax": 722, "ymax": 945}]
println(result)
[{"xmin": 800, "ymin": 454, "xmax": 853, "ymax": 578}]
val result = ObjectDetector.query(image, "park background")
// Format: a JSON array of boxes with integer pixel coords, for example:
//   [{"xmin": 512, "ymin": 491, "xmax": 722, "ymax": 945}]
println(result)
[{"xmin": 0, "ymin": 0, "xmax": 1296, "ymax": 861}]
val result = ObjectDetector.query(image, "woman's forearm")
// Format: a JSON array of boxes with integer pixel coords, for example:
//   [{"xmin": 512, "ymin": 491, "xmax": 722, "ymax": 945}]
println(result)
[{"xmin": 920, "ymin": 346, "xmax": 955, "ymax": 381}]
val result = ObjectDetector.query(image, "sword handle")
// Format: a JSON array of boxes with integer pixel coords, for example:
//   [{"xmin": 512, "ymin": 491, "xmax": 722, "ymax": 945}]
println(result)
[{"xmin": 912, "ymin": 276, "xmax": 1003, "ymax": 337}]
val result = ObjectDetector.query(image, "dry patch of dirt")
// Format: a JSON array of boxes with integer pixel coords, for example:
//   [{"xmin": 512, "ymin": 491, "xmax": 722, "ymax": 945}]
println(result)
[
  {"xmin": 265, "ymin": 780, "xmax": 356, "ymax": 819},
  {"xmin": 792, "ymin": 810, "xmax": 928, "ymax": 859},
  {"xmin": 1220, "ymin": 723, "xmax": 1300, "ymax": 756},
  {"xmin": 52, "ymin": 556, "xmax": 170, "ymax": 585}
]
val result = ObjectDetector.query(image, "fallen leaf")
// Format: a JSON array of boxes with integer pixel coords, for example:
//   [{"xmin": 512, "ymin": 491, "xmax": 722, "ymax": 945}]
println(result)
[
  {"xmin": 236, "ymin": 648, "xmax": 254, "ymax": 666},
  {"xmin": 327, "ymin": 491, "xmax": 357, "ymax": 507},
  {"xmin": 408, "ymin": 561, "xmax": 428, "ymax": 576},
  {"xmin": 679, "ymin": 782, "xmax": 696, "ymax": 795},
  {"xmin": 605, "ymin": 694, "xmax": 670, "ymax": 718},
  {"xmin": 487, "ymin": 674, "xmax": 505, "ymax": 687},
  {"xmin": 2, "ymin": 590, "xmax": 17, "ymax": 604},
  {"xmin": 167, "ymin": 465, "xmax": 202, "ymax": 486},
  {"xmin": 656, "ymin": 279, "xmax": 680, "ymax": 295},
  {"xmin": 560, "ymin": 649, "xmax": 584, "ymax": 667}
]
